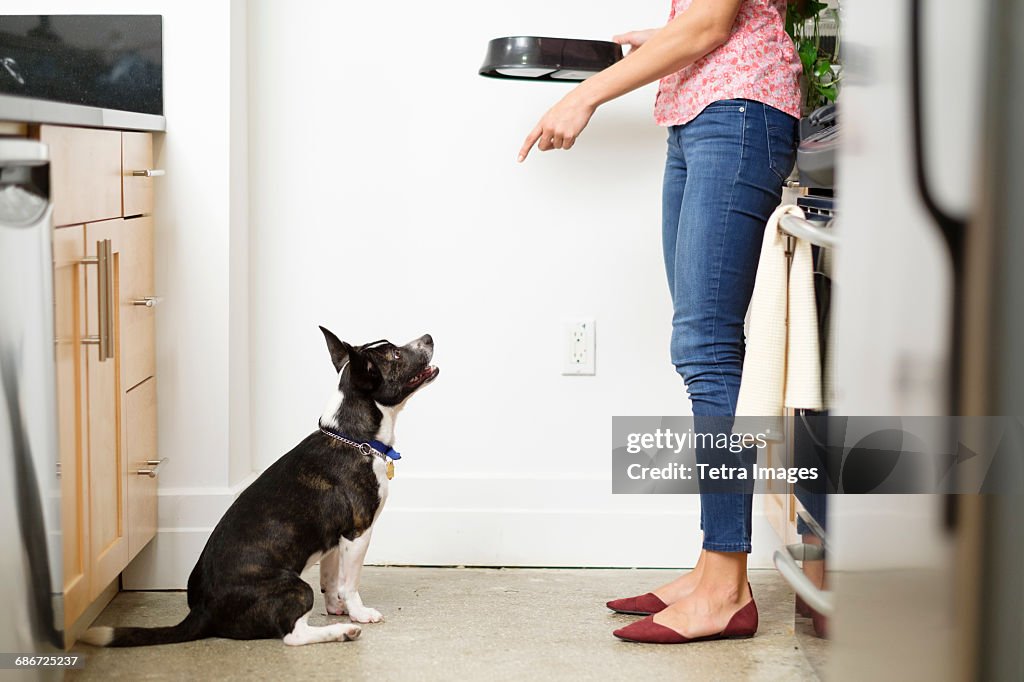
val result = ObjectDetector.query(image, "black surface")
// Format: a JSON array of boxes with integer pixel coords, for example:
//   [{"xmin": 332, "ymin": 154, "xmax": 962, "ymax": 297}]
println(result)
[
  {"xmin": 796, "ymin": 194, "xmax": 835, "ymax": 222},
  {"xmin": 479, "ymin": 36, "xmax": 622, "ymax": 82},
  {"xmin": 0, "ymin": 15, "xmax": 162, "ymax": 115}
]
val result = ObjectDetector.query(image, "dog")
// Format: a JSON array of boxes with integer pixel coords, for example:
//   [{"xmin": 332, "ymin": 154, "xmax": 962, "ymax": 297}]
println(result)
[{"xmin": 81, "ymin": 327, "xmax": 438, "ymax": 647}]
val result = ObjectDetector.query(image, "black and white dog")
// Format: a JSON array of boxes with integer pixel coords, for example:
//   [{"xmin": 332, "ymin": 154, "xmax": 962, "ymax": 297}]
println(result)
[{"xmin": 82, "ymin": 327, "xmax": 438, "ymax": 647}]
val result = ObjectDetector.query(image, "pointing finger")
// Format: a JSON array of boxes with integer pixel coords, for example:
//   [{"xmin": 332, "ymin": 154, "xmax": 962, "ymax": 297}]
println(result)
[{"xmin": 518, "ymin": 126, "xmax": 542, "ymax": 162}]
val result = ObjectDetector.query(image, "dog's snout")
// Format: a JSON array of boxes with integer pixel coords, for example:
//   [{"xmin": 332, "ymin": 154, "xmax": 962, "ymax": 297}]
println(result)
[{"xmin": 420, "ymin": 334, "xmax": 433, "ymax": 348}]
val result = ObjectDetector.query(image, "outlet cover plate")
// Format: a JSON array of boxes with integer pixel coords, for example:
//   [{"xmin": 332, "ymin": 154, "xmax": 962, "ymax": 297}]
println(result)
[{"xmin": 562, "ymin": 318, "xmax": 596, "ymax": 375}]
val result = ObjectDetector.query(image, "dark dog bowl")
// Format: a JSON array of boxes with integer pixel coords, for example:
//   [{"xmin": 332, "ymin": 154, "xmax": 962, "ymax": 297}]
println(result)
[{"xmin": 479, "ymin": 36, "xmax": 623, "ymax": 82}]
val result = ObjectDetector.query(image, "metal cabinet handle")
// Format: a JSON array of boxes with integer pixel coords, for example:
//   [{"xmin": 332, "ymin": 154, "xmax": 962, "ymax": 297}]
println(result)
[
  {"xmin": 137, "ymin": 457, "xmax": 168, "ymax": 478},
  {"xmin": 79, "ymin": 239, "xmax": 114, "ymax": 361},
  {"xmin": 772, "ymin": 549, "xmax": 834, "ymax": 616},
  {"xmin": 131, "ymin": 296, "xmax": 162, "ymax": 307},
  {"xmin": 131, "ymin": 169, "xmax": 165, "ymax": 177}
]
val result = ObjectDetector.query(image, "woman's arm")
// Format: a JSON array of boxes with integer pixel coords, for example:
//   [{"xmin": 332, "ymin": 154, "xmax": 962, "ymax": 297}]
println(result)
[{"xmin": 518, "ymin": 0, "xmax": 744, "ymax": 161}]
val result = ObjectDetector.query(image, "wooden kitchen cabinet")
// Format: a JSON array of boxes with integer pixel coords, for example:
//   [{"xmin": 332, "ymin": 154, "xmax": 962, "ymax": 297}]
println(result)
[
  {"xmin": 117, "ymin": 216, "xmax": 156, "ymax": 390},
  {"xmin": 122, "ymin": 131, "xmax": 155, "ymax": 217},
  {"xmin": 37, "ymin": 124, "xmax": 162, "ymax": 643},
  {"xmin": 39, "ymin": 126, "xmax": 122, "ymax": 228},
  {"xmin": 83, "ymin": 219, "xmax": 130, "ymax": 599},
  {"xmin": 53, "ymin": 225, "xmax": 90, "ymax": 630},
  {"xmin": 126, "ymin": 377, "xmax": 159, "ymax": 557},
  {"xmin": 764, "ymin": 413, "xmax": 802, "ymax": 546}
]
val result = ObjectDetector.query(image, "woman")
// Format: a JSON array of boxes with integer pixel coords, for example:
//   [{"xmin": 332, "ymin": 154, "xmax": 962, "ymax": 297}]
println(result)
[{"xmin": 520, "ymin": 0, "xmax": 802, "ymax": 643}]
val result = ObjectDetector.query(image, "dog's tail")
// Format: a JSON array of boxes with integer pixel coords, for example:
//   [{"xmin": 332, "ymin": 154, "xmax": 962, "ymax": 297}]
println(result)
[{"xmin": 80, "ymin": 609, "xmax": 209, "ymax": 648}]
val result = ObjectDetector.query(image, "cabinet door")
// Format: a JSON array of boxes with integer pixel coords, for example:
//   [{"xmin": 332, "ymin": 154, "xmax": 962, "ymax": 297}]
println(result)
[
  {"xmin": 764, "ymin": 425, "xmax": 799, "ymax": 545},
  {"xmin": 126, "ymin": 378, "xmax": 158, "ymax": 558},
  {"xmin": 118, "ymin": 216, "xmax": 155, "ymax": 390},
  {"xmin": 39, "ymin": 126, "xmax": 122, "ymax": 228},
  {"xmin": 83, "ymin": 219, "xmax": 128, "ymax": 598},
  {"xmin": 53, "ymin": 225, "xmax": 90, "ymax": 628}
]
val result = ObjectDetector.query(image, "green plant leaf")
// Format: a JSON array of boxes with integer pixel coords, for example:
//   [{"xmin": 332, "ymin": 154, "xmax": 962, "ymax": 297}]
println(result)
[
  {"xmin": 815, "ymin": 82, "xmax": 838, "ymax": 102},
  {"xmin": 813, "ymin": 57, "xmax": 833, "ymax": 81},
  {"xmin": 799, "ymin": 39, "xmax": 817, "ymax": 72}
]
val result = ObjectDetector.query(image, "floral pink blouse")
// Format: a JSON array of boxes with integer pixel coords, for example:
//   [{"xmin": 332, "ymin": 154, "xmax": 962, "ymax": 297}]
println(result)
[{"xmin": 654, "ymin": 0, "xmax": 803, "ymax": 126}]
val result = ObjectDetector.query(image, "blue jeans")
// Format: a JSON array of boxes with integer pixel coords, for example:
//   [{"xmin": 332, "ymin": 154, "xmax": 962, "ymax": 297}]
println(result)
[{"xmin": 662, "ymin": 99, "xmax": 798, "ymax": 553}]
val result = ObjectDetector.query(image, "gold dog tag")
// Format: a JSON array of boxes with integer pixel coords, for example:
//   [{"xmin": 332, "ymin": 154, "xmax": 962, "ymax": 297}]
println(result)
[{"xmin": 386, "ymin": 459, "xmax": 395, "ymax": 480}]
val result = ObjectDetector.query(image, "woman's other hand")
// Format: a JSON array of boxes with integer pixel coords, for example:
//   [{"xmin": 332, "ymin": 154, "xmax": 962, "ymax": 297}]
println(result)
[
  {"xmin": 612, "ymin": 29, "xmax": 658, "ymax": 55},
  {"xmin": 517, "ymin": 91, "xmax": 596, "ymax": 162}
]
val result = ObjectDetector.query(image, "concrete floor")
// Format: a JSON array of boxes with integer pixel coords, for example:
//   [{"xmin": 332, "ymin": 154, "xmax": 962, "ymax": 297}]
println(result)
[{"xmin": 71, "ymin": 567, "xmax": 824, "ymax": 681}]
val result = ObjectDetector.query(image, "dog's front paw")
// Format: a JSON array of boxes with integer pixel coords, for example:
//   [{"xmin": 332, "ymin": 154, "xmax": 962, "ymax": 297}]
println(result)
[
  {"xmin": 347, "ymin": 606, "xmax": 383, "ymax": 624},
  {"xmin": 325, "ymin": 593, "xmax": 350, "ymax": 614}
]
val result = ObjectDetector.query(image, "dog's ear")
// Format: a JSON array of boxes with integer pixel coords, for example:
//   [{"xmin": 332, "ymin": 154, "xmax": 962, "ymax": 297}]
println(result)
[
  {"xmin": 319, "ymin": 326, "xmax": 352, "ymax": 373},
  {"xmin": 349, "ymin": 352, "xmax": 382, "ymax": 393}
]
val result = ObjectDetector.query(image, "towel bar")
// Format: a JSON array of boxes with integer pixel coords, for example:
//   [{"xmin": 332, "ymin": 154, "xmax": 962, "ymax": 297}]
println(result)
[
  {"xmin": 773, "ymin": 549, "xmax": 835, "ymax": 616},
  {"xmin": 780, "ymin": 214, "xmax": 838, "ymax": 250}
]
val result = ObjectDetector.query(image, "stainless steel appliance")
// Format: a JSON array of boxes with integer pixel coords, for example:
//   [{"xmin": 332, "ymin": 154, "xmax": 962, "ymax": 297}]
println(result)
[
  {"xmin": 830, "ymin": 0, "xmax": 1022, "ymax": 679},
  {"xmin": 0, "ymin": 138, "xmax": 63, "ymax": 664}
]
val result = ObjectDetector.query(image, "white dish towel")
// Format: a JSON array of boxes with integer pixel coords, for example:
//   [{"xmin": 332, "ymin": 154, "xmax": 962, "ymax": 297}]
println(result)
[{"xmin": 736, "ymin": 204, "xmax": 823, "ymax": 417}]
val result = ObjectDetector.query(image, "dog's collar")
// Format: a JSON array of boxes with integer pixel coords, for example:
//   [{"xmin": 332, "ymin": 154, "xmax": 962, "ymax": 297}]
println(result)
[{"xmin": 317, "ymin": 420, "xmax": 402, "ymax": 461}]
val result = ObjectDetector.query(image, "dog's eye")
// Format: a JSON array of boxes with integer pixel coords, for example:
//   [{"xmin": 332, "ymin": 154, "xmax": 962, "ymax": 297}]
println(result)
[{"xmin": 391, "ymin": 350, "xmax": 401, "ymax": 361}]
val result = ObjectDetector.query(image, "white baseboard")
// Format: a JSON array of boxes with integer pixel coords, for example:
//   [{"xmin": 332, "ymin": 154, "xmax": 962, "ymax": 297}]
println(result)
[
  {"xmin": 122, "ymin": 474, "xmax": 782, "ymax": 589},
  {"xmin": 121, "ymin": 476, "xmax": 255, "ymax": 591}
]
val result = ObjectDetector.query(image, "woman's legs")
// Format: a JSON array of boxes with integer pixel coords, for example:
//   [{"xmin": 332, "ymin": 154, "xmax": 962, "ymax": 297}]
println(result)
[
  {"xmin": 648, "ymin": 124, "xmax": 708, "ymax": 604},
  {"xmin": 655, "ymin": 99, "xmax": 797, "ymax": 636}
]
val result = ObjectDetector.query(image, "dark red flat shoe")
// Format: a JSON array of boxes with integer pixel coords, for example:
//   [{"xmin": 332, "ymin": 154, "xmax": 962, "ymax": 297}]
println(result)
[
  {"xmin": 613, "ymin": 598, "xmax": 758, "ymax": 644},
  {"xmin": 606, "ymin": 592, "xmax": 669, "ymax": 616}
]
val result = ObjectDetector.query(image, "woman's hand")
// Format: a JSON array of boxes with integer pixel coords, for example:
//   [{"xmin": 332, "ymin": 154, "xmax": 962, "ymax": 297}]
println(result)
[
  {"xmin": 612, "ymin": 29, "xmax": 658, "ymax": 55},
  {"xmin": 515, "ymin": 28, "xmax": 658, "ymax": 162},
  {"xmin": 517, "ymin": 0, "xmax": 740, "ymax": 162},
  {"xmin": 517, "ymin": 91, "xmax": 597, "ymax": 162}
]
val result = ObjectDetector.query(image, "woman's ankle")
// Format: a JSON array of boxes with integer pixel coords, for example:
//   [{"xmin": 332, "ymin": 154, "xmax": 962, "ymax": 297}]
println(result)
[
  {"xmin": 653, "ymin": 565, "xmax": 704, "ymax": 601},
  {"xmin": 693, "ymin": 550, "xmax": 749, "ymax": 601}
]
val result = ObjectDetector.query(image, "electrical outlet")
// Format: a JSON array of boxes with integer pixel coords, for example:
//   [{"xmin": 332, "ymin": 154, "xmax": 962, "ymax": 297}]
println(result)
[{"xmin": 562, "ymin": 318, "xmax": 596, "ymax": 375}]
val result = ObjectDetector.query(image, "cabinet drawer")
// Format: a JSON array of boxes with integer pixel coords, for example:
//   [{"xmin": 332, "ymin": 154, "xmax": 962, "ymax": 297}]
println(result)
[
  {"xmin": 39, "ymin": 125, "xmax": 122, "ymax": 227},
  {"xmin": 126, "ymin": 377, "xmax": 158, "ymax": 559},
  {"xmin": 119, "ymin": 216, "xmax": 156, "ymax": 389},
  {"xmin": 122, "ymin": 132, "xmax": 155, "ymax": 217}
]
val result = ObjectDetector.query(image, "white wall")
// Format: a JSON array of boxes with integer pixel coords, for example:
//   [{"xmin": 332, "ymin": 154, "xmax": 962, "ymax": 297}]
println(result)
[
  {"xmin": 228, "ymin": 0, "xmax": 253, "ymax": 486},
  {"xmin": 17, "ymin": 1, "xmax": 789, "ymax": 589},
  {"xmin": 243, "ymin": 0, "xmax": 781, "ymax": 575},
  {"xmin": 125, "ymin": 0, "xmax": 256, "ymax": 589}
]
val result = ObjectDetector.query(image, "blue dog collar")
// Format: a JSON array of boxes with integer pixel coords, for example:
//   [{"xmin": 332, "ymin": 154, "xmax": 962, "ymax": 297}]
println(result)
[
  {"xmin": 318, "ymin": 420, "xmax": 401, "ymax": 460},
  {"xmin": 367, "ymin": 439, "xmax": 401, "ymax": 460}
]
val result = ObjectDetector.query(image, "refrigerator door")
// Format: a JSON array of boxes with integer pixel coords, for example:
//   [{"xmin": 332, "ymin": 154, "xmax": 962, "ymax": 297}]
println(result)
[
  {"xmin": 831, "ymin": 0, "xmax": 991, "ymax": 679},
  {"xmin": 0, "ymin": 139, "xmax": 63, "ymax": 663}
]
